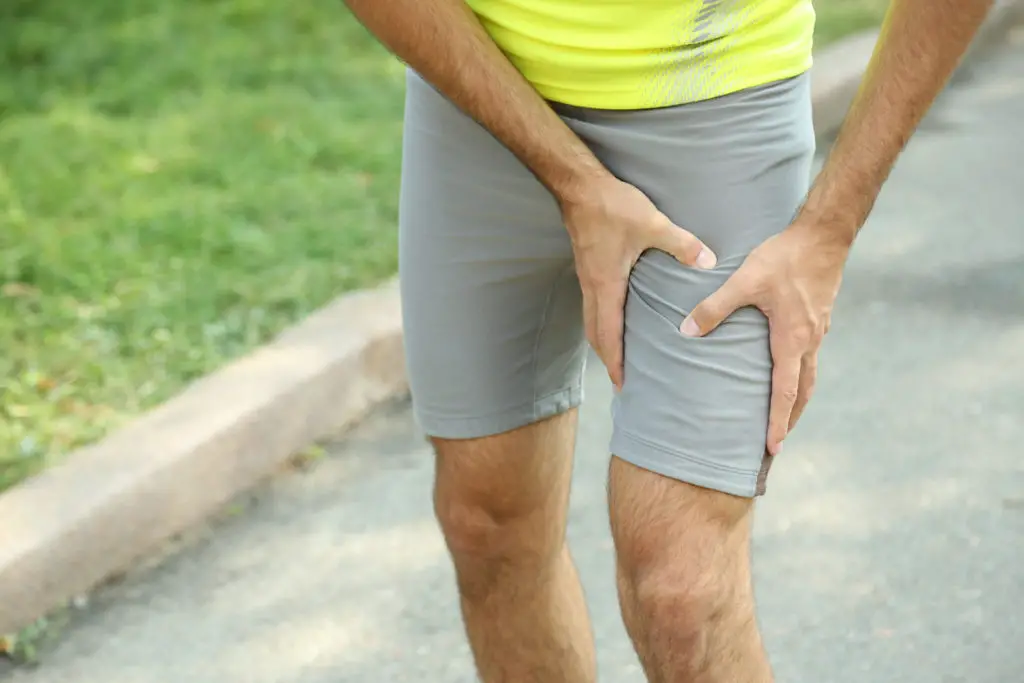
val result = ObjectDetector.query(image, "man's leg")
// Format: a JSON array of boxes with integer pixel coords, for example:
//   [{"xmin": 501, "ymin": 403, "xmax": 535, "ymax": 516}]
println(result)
[
  {"xmin": 432, "ymin": 414, "xmax": 596, "ymax": 682},
  {"xmin": 609, "ymin": 458, "xmax": 769, "ymax": 683},
  {"xmin": 556, "ymin": 72, "xmax": 816, "ymax": 681},
  {"xmin": 399, "ymin": 68, "xmax": 594, "ymax": 681}
]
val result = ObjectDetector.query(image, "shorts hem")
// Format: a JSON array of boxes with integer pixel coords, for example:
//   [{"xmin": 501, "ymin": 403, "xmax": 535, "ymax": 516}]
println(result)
[
  {"xmin": 415, "ymin": 385, "xmax": 584, "ymax": 440},
  {"xmin": 610, "ymin": 429, "xmax": 762, "ymax": 499}
]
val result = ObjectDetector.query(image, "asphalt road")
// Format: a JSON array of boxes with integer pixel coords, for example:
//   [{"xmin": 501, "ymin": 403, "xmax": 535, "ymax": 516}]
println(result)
[{"xmin": 8, "ymin": 32, "xmax": 1024, "ymax": 683}]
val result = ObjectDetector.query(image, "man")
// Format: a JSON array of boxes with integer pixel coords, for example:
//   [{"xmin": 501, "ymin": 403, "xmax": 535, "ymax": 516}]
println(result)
[{"xmin": 344, "ymin": 0, "xmax": 991, "ymax": 680}]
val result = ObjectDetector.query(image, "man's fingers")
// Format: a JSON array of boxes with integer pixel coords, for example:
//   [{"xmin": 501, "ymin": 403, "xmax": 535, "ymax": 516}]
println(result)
[
  {"xmin": 787, "ymin": 353, "xmax": 818, "ymax": 431},
  {"xmin": 680, "ymin": 275, "xmax": 747, "ymax": 338},
  {"xmin": 594, "ymin": 284, "xmax": 627, "ymax": 389},
  {"xmin": 767, "ymin": 348, "xmax": 801, "ymax": 456},
  {"xmin": 652, "ymin": 215, "xmax": 717, "ymax": 270}
]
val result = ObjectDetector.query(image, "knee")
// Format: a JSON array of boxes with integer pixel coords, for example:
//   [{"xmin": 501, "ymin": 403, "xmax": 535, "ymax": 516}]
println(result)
[
  {"xmin": 430, "ymin": 426, "xmax": 574, "ymax": 596},
  {"xmin": 434, "ymin": 494, "xmax": 518, "ymax": 561},
  {"xmin": 629, "ymin": 568, "xmax": 730, "ymax": 632},
  {"xmin": 611, "ymin": 460, "xmax": 758, "ymax": 675},
  {"xmin": 435, "ymin": 493, "xmax": 557, "ymax": 599},
  {"xmin": 626, "ymin": 567, "xmax": 737, "ymax": 669},
  {"xmin": 434, "ymin": 469, "xmax": 559, "ymax": 560}
]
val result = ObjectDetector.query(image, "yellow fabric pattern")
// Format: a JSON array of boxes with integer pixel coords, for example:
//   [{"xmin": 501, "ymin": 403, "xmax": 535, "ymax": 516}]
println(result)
[{"xmin": 467, "ymin": 0, "xmax": 816, "ymax": 109}]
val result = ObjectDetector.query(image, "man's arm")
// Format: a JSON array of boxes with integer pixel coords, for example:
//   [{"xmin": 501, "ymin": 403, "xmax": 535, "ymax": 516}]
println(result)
[
  {"xmin": 685, "ymin": 0, "xmax": 994, "ymax": 455},
  {"xmin": 342, "ymin": 0, "xmax": 606, "ymax": 202},
  {"xmin": 802, "ymin": 0, "xmax": 993, "ymax": 241},
  {"xmin": 343, "ymin": 0, "xmax": 718, "ymax": 390}
]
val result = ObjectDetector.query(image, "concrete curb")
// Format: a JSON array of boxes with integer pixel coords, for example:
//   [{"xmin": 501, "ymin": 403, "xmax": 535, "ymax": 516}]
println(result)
[
  {"xmin": 0, "ymin": 280, "xmax": 406, "ymax": 634},
  {"xmin": 1, "ymin": 1, "xmax": 1022, "ymax": 636}
]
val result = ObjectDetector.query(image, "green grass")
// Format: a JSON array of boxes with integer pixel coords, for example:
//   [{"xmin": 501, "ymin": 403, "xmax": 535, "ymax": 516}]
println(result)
[
  {"xmin": 0, "ymin": 0, "xmax": 888, "ymax": 493},
  {"xmin": 815, "ymin": 0, "xmax": 891, "ymax": 45},
  {"xmin": 0, "ymin": 0, "xmax": 405, "ymax": 489}
]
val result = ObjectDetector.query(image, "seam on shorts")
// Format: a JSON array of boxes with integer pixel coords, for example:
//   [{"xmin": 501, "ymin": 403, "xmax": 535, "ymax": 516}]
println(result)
[
  {"xmin": 611, "ymin": 429, "xmax": 758, "ymax": 499},
  {"xmin": 616, "ymin": 428, "xmax": 756, "ymax": 476},
  {"xmin": 424, "ymin": 386, "xmax": 581, "ymax": 422},
  {"xmin": 416, "ymin": 384, "xmax": 583, "ymax": 439},
  {"xmin": 528, "ymin": 266, "xmax": 566, "ymax": 417}
]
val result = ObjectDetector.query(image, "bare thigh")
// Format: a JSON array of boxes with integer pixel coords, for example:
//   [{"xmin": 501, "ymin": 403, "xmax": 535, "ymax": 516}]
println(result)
[
  {"xmin": 609, "ymin": 457, "xmax": 767, "ymax": 682},
  {"xmin": 432, "ymin": 411, "xmax": 579, "ymax": 586}
]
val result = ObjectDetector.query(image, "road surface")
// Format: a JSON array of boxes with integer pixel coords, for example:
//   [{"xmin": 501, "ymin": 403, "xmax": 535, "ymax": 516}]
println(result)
[{"xmin": 9, "ymin": 30, "xmax": 1024, "ymax": 683}]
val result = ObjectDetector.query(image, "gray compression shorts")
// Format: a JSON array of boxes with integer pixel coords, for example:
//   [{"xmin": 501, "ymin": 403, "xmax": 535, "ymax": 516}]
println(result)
[{"xmin": 398, "ymin": 69, "xmax": 815, "ymax": 498}]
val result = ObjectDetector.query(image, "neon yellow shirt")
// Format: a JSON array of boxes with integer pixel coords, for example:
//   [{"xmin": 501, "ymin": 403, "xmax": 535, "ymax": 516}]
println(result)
[{"xmin": 466, "ymin": 0, "xmax": 816, "ymax": 110}]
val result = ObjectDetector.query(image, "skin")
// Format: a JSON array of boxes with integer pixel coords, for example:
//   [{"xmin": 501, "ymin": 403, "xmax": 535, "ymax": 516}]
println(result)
[
  {"xmin": 342, "ymin": 0, "xmax": 719, "ymax": 396},
  {"xmin": 344, "ymin": 0, "xmax": 991, "ymax": 457},
  {"xmin": 344, "ymin": 1, "xmax": 994, "ymax": 680},
  {"xmin": 432, "ymin": 412, "xmax": 598, "ymax": 682},
  {"xmin": 682, "ymin": 0, "xmax": 994, "ymax": 455}
]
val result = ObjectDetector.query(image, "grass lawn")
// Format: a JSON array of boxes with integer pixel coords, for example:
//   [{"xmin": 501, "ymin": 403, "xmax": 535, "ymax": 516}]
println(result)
[
  {"xmin": 0, "ymin": 0, "xmax": 888, "ymax": 492},
  {"xmin": 815, "ymin": 0, "xmax": 891, "ymax": 45}
]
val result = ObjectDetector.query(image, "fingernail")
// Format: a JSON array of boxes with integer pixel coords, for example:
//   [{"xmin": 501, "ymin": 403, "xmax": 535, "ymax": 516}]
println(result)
[
  {"xmin": 772, "ymin": 441, "xmax": 784, "ymax": 456},
  {"xmin": 696, "ymin": 248, "xmax": 717, "ymax": 270},
  {"xmin": 680, "ymin": 316, "xmax": 700, "ymax": 337}
]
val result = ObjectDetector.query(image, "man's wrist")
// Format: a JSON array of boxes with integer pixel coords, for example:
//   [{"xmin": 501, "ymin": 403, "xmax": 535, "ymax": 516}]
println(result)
[
  {"xmin": 794, "ymin": 202, "xmax": 861, "ymax": 250},
  {"xmin": 546, "ymin": 156, "xmax": 614, "ymax": 211},
  {"xmin": 796, "ymin": 166, "xmax": 875, "ymax": 249}
]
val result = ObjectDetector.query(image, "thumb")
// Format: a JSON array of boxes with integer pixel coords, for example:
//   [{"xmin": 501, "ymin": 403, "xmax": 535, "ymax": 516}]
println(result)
[
  {"xmin": 680, "ymin": 276, "xmax": 745, "ymax": 338},
  {"xmin": 652, "ymin": 215, "xmax": 717, "ymax": 270}
]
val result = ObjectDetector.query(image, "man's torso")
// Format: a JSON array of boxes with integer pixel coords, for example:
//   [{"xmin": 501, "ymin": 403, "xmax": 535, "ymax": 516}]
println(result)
[{"xmin": 466, "ymin": 0, "xmax": 816, "ymax": 109}]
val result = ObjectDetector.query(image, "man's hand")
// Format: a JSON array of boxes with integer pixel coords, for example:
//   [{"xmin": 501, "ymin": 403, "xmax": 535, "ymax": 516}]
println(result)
[
  {"xmin": 681, "ymin": 220, "xmax": 850, "ymax": 456},
  {"xmin": 563, "ymin": 176, "xmax": 717, "ymax": 390},
  {"xmin": 679, "ymin": 0, "xmax": 991, "ymax": 456},
  {"xmin": 344, "ymin": 0, "xmax": 720, "ymax": 391}
]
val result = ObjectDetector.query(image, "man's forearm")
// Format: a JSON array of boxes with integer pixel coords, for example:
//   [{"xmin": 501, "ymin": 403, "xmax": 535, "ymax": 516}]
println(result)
[
  {"xmin": 343, "ymin": 0, "xmax": 608, "ymax": 207},
  {"xmin": 802, "ymin": 0, "xmax": 993, "ymax": 242}
]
